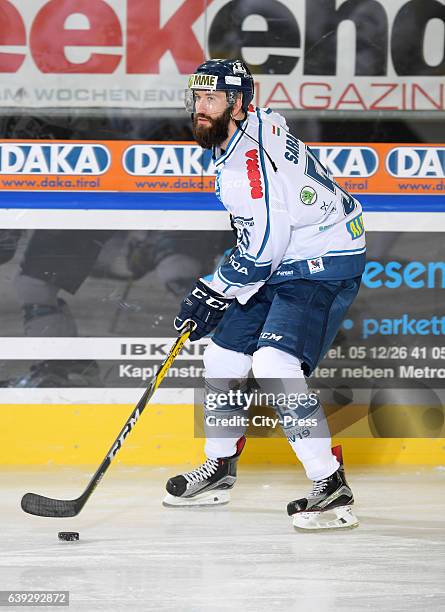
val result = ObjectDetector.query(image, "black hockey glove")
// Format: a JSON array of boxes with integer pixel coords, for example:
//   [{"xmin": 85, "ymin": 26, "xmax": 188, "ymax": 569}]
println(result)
[{"xmin": 174, "ymin": 280, "xmax": 233, "ymax": 341}]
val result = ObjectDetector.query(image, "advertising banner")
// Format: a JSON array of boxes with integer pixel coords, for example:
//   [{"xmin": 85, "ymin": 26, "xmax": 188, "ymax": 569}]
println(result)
[
  {"xmin": 0, "ymin": 227, "xmax": 444, "ymax": 406},
  {"xmin": 1, "ymin": 140, "xmax": 445, "ymax": 198},
  {"xmin": 0, "ymin": 137, "xmax": 444, "ymax": 443},
  {"xmin": 1, "ymin": 0, "xmax": 444, "ymax": 111}
]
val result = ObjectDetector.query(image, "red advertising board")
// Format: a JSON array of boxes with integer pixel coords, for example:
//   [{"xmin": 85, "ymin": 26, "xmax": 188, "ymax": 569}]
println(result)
[{"xmin": 0, "ymin": 0, "xmax": 444, "ymax": 111}]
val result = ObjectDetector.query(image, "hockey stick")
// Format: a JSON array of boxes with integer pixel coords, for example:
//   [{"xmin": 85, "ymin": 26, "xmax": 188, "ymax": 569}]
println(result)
[{"xmin": 21, "ymin": 327, "xmax": 192, "ymax": 518}]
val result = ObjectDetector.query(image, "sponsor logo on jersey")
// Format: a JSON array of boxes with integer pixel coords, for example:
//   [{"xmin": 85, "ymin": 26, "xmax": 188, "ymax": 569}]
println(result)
[
  {"xmin": 386, "ymin": 147, "xmax": 445, "ymax": 178},
  {"xmin": 123, "ymin": 145, "xmax": 215, "ymax": 176},
  {"xmin": 308, "ymin": 257, "xmax": 325, "ymax": 274},
  {"xmin": 0, "ymin": 143, "xmax": 110, "ymax": 175},
  {"xmin": 260, "ymin": 332, "xmax": 283, "ymax": 342},
  {"xmin": 188, "ymin": 74, "xmax": 218, "ymax": 90},
  {"xmin": 232, "ymin": 216, "xmax": 254, "ymax": 227},
  {"xmin": 319, "ymin": 223, "xmax": 336, "ymax": 232},
  {"xmin": 346, "ymin": 213, "xmax": 365, "ymax": 240},
  {"xmin": 229, "ymin": 254, "xmax": 249, "ymax": 275},
  {"xmin": 245, "ymin": 149, "xmax": 264, "ymax": 199},
  {"xmin": 310, "ymin": 146, "xmax": 378, "ymax": 177},
  {"xmin": 276, "ymin": 269, "xmax": 293, "ymax": 276},
  {"xmin": 300, "ymin": 186, "xmax": 317, "ymax": 205}
]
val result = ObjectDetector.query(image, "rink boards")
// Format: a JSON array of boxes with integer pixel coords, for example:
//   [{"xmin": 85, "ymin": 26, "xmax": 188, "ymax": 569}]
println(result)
[
  {"xmin": 1, "ymin": 400, "xmax": 445, "ymax": 466},
  {"xmin": 1, "ymin": 170, "xmax": 445, "ymax": 467}
]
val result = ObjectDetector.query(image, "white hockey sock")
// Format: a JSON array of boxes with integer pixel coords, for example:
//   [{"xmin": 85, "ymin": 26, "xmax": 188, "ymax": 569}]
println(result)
[
  {"xmin": 205, "ymin": 437, "xmax": 241, "ymax": 460},
  {"xmin": 252, "ymin": 346, "xmax": 339, "ymax": 481},
  {"xmin": 203, "ymin": 341, "xmax": 252, "ymax": 460},
  {"xmin": 288, "ymin": 436, "xmax": 339, "ymax": 481}
]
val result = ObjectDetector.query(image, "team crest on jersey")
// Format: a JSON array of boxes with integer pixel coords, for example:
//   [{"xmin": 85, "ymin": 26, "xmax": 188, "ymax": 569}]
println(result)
[
  {"xmin": 308, "ymin": 257, "xmax": 325, "ymax": 274},
  {"xmin": 300, "ymin": 186, "xmax": 317, "ymax": 205}
]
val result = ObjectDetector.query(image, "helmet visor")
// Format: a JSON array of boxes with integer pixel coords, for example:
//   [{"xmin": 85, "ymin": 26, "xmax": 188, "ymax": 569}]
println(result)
[
  {"xmin": 185, "ymin": 72, "xmax": 218, "ymax": 114},
  {"xmin": 184, "ymin": 85, "xmax": 240, "ymax": 115}
]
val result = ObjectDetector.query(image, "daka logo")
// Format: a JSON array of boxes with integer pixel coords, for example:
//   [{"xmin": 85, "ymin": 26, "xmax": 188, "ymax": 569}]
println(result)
[
  {"xmin": 123, "ymin": 145, "xmax": 215, "ymax": 176},
  {"xmin": 386, "ymin": 147, "xmax": 445, "ymax": 178},
  {"xmin": 310, "ymin": 146, "xmax": 378, "ymax": 177},
  {"xmin": 0, "ymin": 143, "xmax": 110, "ymax": 175}
]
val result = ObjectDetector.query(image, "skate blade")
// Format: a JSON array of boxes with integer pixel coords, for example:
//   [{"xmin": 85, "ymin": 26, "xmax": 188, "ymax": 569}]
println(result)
[
  {"xmin": 162, "ymin": 490, "xmax": 231, "ymax": 507},
  {"xmin": 292, "ymin": 505, "xmax": 359, "ymax": 532}
]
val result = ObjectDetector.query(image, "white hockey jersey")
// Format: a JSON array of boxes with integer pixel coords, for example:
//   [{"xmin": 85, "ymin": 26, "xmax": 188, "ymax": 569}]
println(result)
[{"xmin": 206, "ymin": 107, "xmax": 366, "ymax": 304}]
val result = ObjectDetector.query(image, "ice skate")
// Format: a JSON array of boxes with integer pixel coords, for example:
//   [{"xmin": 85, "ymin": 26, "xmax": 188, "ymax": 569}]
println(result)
[
  {"xmin": 163, "ymin": 436, "xmax": 245, "ymax": 507},
  {"xmin": 287, "ymin": 445, "xmax": 359, "ymax": 531}
]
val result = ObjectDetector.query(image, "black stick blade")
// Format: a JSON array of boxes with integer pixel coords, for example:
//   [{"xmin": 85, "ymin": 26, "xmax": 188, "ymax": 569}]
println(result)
[{"xmin": 21, "ymin": 493, "xmax": 80, "ymax": 518}]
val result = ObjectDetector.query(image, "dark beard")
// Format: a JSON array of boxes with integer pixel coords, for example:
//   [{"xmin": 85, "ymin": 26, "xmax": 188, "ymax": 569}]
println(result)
[{"xmin": 192, "ymin": 107, "xmax": 232, "ymax": 149}]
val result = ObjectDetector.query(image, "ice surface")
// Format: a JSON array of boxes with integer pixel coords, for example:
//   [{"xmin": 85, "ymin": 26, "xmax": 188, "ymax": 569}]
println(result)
[{"xmin": 1, "ymin": 466, "xmax": 444, "ymax": 611}]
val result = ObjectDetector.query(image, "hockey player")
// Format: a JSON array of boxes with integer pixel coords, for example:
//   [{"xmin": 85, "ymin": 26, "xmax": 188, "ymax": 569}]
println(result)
[
  {"xmin": 9, "ymin": 229, "xmax": 115, "ymax": 387},
  {"xmin": 164, "ymin": 59, "xmax": 365, "ymax": 530}
]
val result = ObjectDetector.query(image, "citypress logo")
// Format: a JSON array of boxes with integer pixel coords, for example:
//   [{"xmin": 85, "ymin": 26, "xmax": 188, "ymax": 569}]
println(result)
[
  {"xmin": 310, "ymin": 146, "xmax": 378, "ymax": 177},
  {"xmin": 123, "ymin": 145, "xmax": 215, "ymax": 176},
  {"xmin": 0, "ymin": 143, "xmax": 110, "ymax": 175},
  {"xmin": 386, "ymin": 147, "xmax": 445, "ymax": 178},
  {"xmin": 363, "ymin": 261, "xmax": 445, "ymax": 289}
]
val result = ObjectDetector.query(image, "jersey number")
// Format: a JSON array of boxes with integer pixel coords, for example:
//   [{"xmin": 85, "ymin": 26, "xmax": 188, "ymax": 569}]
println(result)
[{"xmin": 305, "ymin": 147, "xmax": 356, "ymax": 216}]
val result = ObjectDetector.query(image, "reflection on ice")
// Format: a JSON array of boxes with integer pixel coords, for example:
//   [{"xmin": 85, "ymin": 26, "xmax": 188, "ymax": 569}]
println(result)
[{"xmin": 1, "ymin": 466, "xmax": 444, "ymax": 611}]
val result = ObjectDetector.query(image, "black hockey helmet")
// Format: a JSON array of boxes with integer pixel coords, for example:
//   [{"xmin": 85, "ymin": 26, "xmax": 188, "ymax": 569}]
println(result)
[{"xmin": 185, "ymin": 59, "xmax": 254, "ymax": 114}]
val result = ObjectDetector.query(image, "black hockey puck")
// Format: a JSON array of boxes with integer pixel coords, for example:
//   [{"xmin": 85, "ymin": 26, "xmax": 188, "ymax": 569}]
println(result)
[{"xmin": 58, "ymin": 532, "xmax": 79, "ymax": 541}]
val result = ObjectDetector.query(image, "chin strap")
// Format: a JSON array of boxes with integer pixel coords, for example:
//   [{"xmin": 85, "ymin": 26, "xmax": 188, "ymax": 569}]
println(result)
[{"xmin": 234, "ymin": 117, "xmax": 278, "ymax": 173}]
